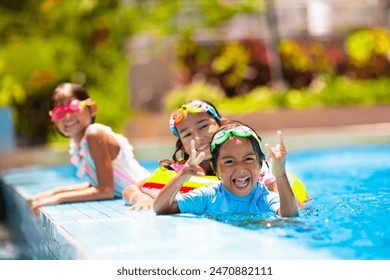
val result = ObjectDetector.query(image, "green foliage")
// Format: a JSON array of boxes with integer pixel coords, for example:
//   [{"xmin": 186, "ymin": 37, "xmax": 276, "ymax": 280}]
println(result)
[
  {"xmin": 1, "ymin": 0, "xmax": 389, "ymax": 146},
  {"xmin": 163, "ymin": 81, "xmax": 225, "ymax": 111},
  {"xmin": 279, "ymin": 40, "xmax": 314, "ymax": 72},
  {"xmin": 0, "ymin": 75, "xmax": 25, "ymax": 107},
  {"xmin": 217, "ymin": 86, "xmax": 279, "ymax": 114},
  {"xmin": 345, "ymin": 28, "xmax": 390, "ymax": 67},
  {"xmin": 0, "ymin": 0, "xmax": 135, "ymax": 145},
  {"xmin": 211, "ymin": 42, "xmax": 250, "ymax": 87},
  {"xmin": 164, "ymin": 76, "xmax": 390, "ymax": 115},
  {"xmin": 276, "ymin": 75, "xmax": 390, "ymax": 109},
  {"xmin": 0, "ymin": 0, "xmax": 267, "ymax": 146},
  {"xmin": 315, "ymin": 76, "xmax": 390, "ymax": 107}
]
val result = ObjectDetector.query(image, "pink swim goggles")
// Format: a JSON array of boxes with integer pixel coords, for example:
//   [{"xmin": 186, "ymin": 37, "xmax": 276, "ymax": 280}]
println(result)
[{"xmin": 49, "ymin": 99, "xmax": 93, "ymax": 121}]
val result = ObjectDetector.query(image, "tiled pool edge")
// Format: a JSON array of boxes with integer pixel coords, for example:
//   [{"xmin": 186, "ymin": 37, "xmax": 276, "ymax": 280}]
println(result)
[
  {"xmin": 1, "ymin": 179, "xmax": 95, "ymax": 259},
  {"xmin": 1, "ymin": 165, "xmax": 336, "ymax": 260}
]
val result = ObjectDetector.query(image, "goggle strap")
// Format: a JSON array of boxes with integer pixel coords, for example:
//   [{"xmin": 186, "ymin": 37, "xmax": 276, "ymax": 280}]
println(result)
[{"xmin": 211, "ymin": 126, "xmax": 262, "ymax": 152}]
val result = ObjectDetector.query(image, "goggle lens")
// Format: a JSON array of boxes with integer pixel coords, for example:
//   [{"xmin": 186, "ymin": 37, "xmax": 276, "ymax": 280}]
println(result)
[
  {"xmin": 68, "ymin": 99, "xmax": 82, "ymax": 111},
  {"xmin": 210, "ymin": 125, "xmax": 261, "ymax": 152},
  {"xmin": 49, "ymin": 99, "xmax": 92, "ymax": 121},
  {"xmin": 170, "ymin": 108, "xmax": 186, "ymax": 125},
  {"xmin": 185, "ymin": 100, "xmax": 203, "ymax": 112},
  {"xmin": 169, "ymin": 100, "xmax": 221, "ymax": 136}
]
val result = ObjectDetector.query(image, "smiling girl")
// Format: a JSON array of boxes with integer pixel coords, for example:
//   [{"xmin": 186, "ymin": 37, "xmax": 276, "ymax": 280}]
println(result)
[
  {"xmin": 153, "ymin": 121, "xmax": 298, "ymax": 217},
  {"xmin": 124, "ymin": 100, "xmax": 279, "ymax": 207},
  {"xmin": 27, "ymin": 83, "xmax": 150, "ymax": 213}
]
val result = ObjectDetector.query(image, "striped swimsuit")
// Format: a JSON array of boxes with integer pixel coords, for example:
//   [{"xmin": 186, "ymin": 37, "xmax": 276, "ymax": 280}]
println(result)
[{"xmin": 69, "ymin": 123, "xmax": 150, "ymax": 197}]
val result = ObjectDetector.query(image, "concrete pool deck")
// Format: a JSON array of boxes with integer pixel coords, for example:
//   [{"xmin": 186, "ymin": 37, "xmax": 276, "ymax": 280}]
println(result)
[{"xmin": 0, "ymin": 105, "xmax": 389, "ymax": 259}]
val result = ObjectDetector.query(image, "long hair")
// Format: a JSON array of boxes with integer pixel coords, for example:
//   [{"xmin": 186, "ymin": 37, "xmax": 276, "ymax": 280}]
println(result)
[{"xmin": 159, "ymin": 99, "xmax": 222, "ymax": 170}]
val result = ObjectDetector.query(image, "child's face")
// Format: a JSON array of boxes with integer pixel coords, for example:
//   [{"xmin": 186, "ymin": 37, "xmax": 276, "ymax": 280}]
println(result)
[
  {"xmin": 215, "ymin": 137, "xmax": 261, "ymax": 197},
  {"xmin": 175, "ymin": 112, "xmax": 220, "ymax": 160},
  {"xmin": 51, "ymin": 91, "xmax": 95, "ymax": 141}
]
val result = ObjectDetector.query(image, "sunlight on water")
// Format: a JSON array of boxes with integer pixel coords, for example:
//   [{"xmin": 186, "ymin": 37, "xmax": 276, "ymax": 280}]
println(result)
[
  {"xmin": 1, "ymin": 144, "xmax": 388, "ymax": 260},
  {"xmin": 202, "ymin": 144, "xmax": 390, "ymax": 260}
]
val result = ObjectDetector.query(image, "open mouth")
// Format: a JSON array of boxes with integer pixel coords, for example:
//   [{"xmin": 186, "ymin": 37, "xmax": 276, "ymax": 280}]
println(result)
[
  {"xmin": 196, "ymin": 143, "xmax": 209, "ymax": 152},
  {"xmin": 64, "ymin": 120, "xmax": 78, "ymax": 129},
  {"xmin": 232, "ymin": 176, "xmax": 250, "ymax": 188}
]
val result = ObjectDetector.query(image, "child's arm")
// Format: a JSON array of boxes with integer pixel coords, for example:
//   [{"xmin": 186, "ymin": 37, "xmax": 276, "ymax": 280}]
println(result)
[
  {"xmin": 27, "ymin": 182, "xmax": 90, "ymax": 203},
  {"xmin": 27, "ymin": 182, "xmax": 91, "ymax": 214},
  {"xmin": 31, "ymin": 127, "xmax": 118, "ymax": 212},
  {"xmin": 265, "ymin": 131, "xmax": 298, "ymax": 217},
  {"xmin": 153, "ymin": 140, "xmax": 205, "ymax": 214},
  {"xmin": 122, "ymin": 178, "xmax": 155, "ymax": 210}
]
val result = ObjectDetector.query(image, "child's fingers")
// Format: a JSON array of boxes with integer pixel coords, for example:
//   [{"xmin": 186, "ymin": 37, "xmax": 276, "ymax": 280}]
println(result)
[
  {"xmin": 277, "ymin": 130, "xmax": 286, "ymax": 152},
  {"xmin": 265, "ymin": 143, "xmax": 275, "ymax": 160},
  {"xmin": 265, "ymin": 146, "xmax": 272, "ymax": 161},
  {"xmin": 194, "ymin": 152, "xmax": 206, "ymax": 176},
  {"xmin": 189, "ymin": 140, "xmax": 196, "ymax": 165},
  {"xmin": 196, "ymin": 166, "xmax": 206, "ymax": 176},
  {"xmin": 195, "ymin": 151, "xmax": 205, "ymax": 165}
]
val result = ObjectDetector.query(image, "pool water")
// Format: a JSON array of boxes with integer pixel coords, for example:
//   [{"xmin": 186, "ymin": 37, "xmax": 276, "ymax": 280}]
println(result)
[
  {"xmin": 2, "ymin": 144, "xmax": 388, "ymax": 260},
  {"xmin": 201, "ymin": 144, "xmax": 390, "ymax": 260}
]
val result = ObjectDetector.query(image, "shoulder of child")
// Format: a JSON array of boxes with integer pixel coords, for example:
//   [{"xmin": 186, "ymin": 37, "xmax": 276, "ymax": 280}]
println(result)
[{"xmin": 85, "ymin": 124, "xmax": 109, "ymax": 144}]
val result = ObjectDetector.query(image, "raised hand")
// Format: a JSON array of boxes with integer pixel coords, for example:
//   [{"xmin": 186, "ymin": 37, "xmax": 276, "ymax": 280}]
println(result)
[
  {"xmin": 153, "ymin": 140, "xmax": 206, "ymax": 214},
  {"xmin": 182, "ymin": 140, "xmax": 206, "ymax": 177},
  {"xmin": 265, "ymin": 130, "xmax": 287, "ymax": 177}
]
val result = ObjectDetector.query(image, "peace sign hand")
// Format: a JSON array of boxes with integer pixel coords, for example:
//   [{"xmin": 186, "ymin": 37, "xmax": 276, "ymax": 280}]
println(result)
[{"xmin": 182, "ymin": 140, "xmax": 206, "ymax": 177}]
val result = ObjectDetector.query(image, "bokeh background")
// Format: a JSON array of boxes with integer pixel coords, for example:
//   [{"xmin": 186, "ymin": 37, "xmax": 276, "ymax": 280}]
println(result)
[
  {"xmin": 1, "ymin": 0, "xmax": 390, "ymax": 260},
  {"xmin": 0, "ymin": 0, "xmax": 389, "ymax": 151}
]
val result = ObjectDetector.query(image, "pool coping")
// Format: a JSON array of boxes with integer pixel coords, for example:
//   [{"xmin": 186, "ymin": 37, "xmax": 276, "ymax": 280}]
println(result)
[{"xmin": 1, "ymin": 164, "xmax": 337, "ymax": 260}]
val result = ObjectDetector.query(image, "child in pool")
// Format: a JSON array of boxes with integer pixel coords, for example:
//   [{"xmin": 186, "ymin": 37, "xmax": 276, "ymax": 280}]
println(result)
[
  {"xmin": 153, "ymin": 121, "xmax": 299, "ymax": 217},
  {"xmin": 27, "ymin": 83, "xmax": 151, "ymax": 213},
  {"xmin": 122, "ymin": 100, "xmax": 278, "ymax": 209}
]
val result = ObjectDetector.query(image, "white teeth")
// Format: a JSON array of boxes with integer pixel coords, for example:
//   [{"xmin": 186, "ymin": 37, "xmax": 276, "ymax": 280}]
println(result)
[
  {"xmin": 233, "ymin": 176, "xmax": 250, "ymax": 188},
  {"xmin": 236, "ymin": 176, "xmax": 250, "ymax": 181},
  {"xmin": 197, "ymin": 144, "xmax": 208, "ymax": 151},
  {"xmin": 65, "ymin": 121, "xmax": 77, "ymax": 128}
]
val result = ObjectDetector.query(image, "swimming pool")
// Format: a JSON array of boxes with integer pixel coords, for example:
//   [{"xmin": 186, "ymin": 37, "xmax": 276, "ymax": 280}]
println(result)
[
  {"xmin": 294, "ymin": 144, "xmax": 390, "ymax": 260},
  {"xmin": 1, "ymin": 143, "xmax": 389, "ymax": 260},
  {"xmin": 200, "ymin": 144, "xmax": 390, "ymax": 260}
]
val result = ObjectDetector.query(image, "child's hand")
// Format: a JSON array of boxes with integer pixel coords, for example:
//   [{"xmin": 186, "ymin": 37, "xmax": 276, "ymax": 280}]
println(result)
[
  {"xmin": 129, "ymin": 198, "xmax": 154, "ymax": 211},
  {"xmin": 29, "ymin": 199, "xmax": 42, "ymax": 218},
  {"xmin": 182, "ymin": 140, "xmax": 206, "ymax": 177},
  {"xmin": 265, "ymin": 130, "xmax": 287, "ymax": 177},
  {"xmin": 29, "ymin": 195, "xmax": 59, "ymax": 216}
]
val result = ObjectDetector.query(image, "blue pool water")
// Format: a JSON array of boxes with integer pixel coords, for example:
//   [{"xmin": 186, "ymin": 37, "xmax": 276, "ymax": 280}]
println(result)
[
  {"xmin": 1, "ymin": 144, "xmax": 389, "ymax": 260},
  {"xmin": 203, "ymin": 144, "xmax": 390, "ymax": 260}
]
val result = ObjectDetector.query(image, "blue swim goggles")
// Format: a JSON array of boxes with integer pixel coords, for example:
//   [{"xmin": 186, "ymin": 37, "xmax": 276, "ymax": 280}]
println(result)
[
  {"xmin": 169, "ymin": 100, "xmax": 221, "ymax": 137},
  {"xmin": 210, "ymin": 125, "xmax": 262, "ymax": 152}
]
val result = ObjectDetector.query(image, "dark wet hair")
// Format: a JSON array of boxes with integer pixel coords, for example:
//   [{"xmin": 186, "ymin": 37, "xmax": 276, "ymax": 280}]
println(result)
[
  {"xmin": 159, "ymin": 99, "xmax": 222, "ymax": 171},
  {"xmin": 210, "ymin": 121, "xmax": 265, "ymax": 173}
]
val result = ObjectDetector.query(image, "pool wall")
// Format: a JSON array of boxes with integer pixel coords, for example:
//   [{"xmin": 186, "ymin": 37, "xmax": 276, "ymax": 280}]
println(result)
[
  {"xmin": 1, "ymin": 165, "xmax": 335, "ymax": 260},
  {"xmin": 1, "ymin": 106, "xmax": 389, "ymax": 260}
]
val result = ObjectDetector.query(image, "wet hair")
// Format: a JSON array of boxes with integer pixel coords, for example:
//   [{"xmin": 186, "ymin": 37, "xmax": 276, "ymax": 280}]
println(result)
[
  {"xmin": 50, "ymin": 83, "xmax": 95, "ymax": 137},
  {"xmin": 210, "ymin": 121, "xmax": 265, "ymax": 173},
  {"xmin": 159, "ymin": 99, "xmax": 222, "ymax": 171}
]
